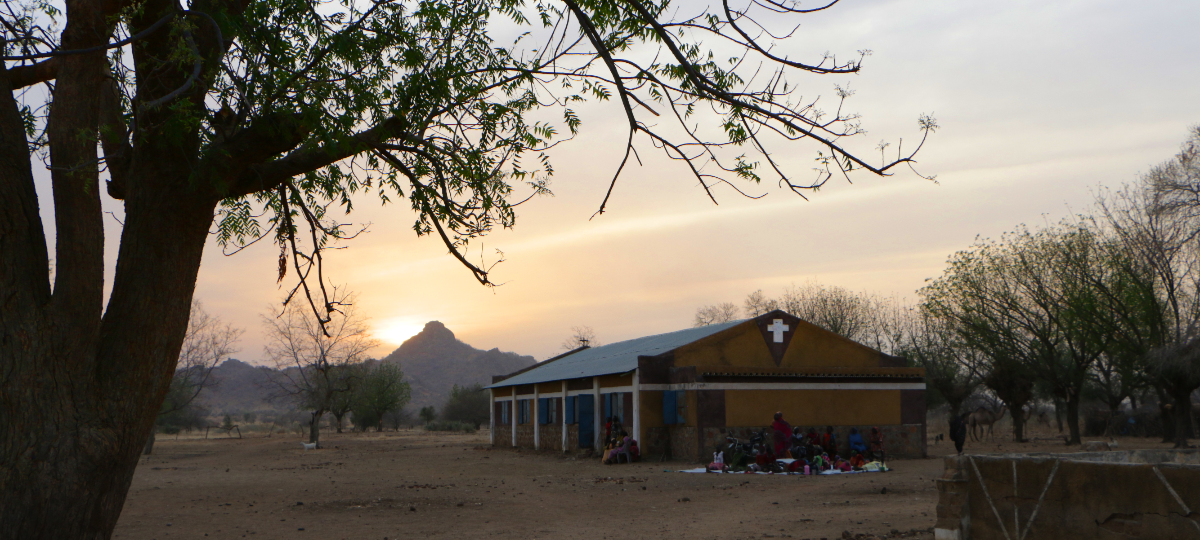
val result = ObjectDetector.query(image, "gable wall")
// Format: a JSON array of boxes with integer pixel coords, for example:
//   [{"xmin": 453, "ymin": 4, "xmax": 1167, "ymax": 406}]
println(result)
[{"xmin": 674, "ymin": 319, "xmax": 883, "ymax": 370}]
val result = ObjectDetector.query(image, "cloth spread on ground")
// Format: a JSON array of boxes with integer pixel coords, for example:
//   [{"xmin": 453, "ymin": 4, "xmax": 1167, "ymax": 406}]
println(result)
[{"xmin": 676, "ymin": 459, "xmax": 889, "ymax": 474}]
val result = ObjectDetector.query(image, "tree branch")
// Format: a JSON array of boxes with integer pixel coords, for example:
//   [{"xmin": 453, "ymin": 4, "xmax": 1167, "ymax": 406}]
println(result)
[{"xmin": 7, "ymin": 58, "xmax": 59, "ymax": 89}]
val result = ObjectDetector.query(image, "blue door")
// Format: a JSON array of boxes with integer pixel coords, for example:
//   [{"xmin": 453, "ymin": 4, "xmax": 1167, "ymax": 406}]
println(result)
[{"xmin": 578, "ymin": 394, "xmax": 595, "ymax": 448}]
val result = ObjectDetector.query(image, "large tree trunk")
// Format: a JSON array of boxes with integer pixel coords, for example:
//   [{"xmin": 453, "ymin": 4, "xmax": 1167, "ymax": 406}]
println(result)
[
  {"xmin": 1105, "ymin": 402, "xmax": 1121, "ymax": 437},
  {"xmin": 1053, "ymin": 398, "xmax": 1065, "ymax": 433},
  {"xmin": 309, "ymin": 410, "xmax": 324, "ymax": 445},
  {"xmin": 1173, "ymin": 390, "xmax": 1194, "ymax": 449},
  {"xmin": 0, "ymin": 3, "xmax": 219, "ymax": 532},
  {"xmin": 143, "ymin": 433, "xmax": 156, "ymax": 456},
  {"xmin": 1065, "ymin": 393, "xmax": 1082, "ymax": 445},
  {"xmin": 1157, "ymin": 386, "xmax": 1176, "ymax": 443},
  {"xmin": 1010, "ymin": 404, "xmax": 1026, "ymax": 443}
]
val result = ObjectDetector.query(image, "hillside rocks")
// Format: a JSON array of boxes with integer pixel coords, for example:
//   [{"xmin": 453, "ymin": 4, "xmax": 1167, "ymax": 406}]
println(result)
[{"xmin": 380, "ymin": 321, "xmax": 535, "ymax": 409}]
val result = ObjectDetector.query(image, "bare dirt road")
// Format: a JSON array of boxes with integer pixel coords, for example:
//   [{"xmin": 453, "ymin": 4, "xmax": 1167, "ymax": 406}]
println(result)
[{"xmin": 113, "ymin": 428, "xmax": 1176, "ymax": 540}]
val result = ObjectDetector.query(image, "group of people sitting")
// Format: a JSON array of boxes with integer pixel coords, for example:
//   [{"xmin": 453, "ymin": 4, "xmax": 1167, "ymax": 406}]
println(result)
[
  {"xmin": 600, "ymin": 417, "xmax": 640, "ymax": 465},
  {"xmin": 709, "ymin": 412, "xmax": 886, "ymax": 473}
]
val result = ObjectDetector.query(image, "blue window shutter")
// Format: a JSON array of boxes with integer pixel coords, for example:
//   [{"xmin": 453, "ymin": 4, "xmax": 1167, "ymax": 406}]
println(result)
[
  {"xmin": 538, "ymin": 398, "xmax": 548, "ymax": 425},
  {"xmin": 674, "ymin": 390, "xmax": 686, "ymax": 424},
  {"xmin": 566, "ymin": 396, "xmax": 575, "ymax": 424},
  {"xmin": 663, "ymin": 390, "xmax": 676, "ymax": 425},
  {"xmin": 604, "ymin": 394, "xmax": 612, "ymax": 420}
]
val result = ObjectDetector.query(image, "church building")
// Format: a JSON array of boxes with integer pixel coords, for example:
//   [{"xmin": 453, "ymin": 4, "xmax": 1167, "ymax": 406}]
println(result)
[{"xmin": 486, "ymin": 310, "xmax": 927, "ymax": 462}]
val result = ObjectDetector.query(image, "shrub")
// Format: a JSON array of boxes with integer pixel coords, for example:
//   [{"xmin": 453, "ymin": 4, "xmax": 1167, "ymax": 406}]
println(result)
[{"xmin": 424, "ymin": 420, "xmax": 477, "ymax": 433}]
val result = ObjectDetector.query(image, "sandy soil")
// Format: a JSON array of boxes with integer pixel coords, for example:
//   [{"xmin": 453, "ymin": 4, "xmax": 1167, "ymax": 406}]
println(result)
[{"xmin": 113, "ymin": 427, "xmax": 1179, "ymax": 540}]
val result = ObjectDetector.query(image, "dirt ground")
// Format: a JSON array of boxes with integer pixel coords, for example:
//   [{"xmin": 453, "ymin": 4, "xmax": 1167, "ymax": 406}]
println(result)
[{"xmin": 113, "ymin": 426, "xmax": 1179, "ymax": 540}]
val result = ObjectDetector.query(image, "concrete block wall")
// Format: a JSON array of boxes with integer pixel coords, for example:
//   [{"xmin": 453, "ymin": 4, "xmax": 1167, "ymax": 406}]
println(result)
[{"xmin": 936, "ymin": 450, "xmax": 1200, "ymax": 540}]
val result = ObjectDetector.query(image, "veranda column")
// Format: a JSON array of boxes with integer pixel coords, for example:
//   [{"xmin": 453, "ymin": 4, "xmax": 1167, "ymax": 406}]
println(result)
[
  {"xmin": 489, "ymin": 389, "xmax": 495, "ymax": 445},
  {"xmin": 561, "ymin": 380, "xmax": 569, "ymax": 452},
  {"xmin": 533, "ymin": 385, "xmax": 540, "ymax": 450},
  {"xmin": 511, "ymin": 394, "xmax": 517, "ymax": 447},
  {"xmin": 592, "ymin": 377, "xmax": 602, "ymax": 449},
  {"xmin": 632, "ymin": 369, "xmax": 641, "ymax": 446}
]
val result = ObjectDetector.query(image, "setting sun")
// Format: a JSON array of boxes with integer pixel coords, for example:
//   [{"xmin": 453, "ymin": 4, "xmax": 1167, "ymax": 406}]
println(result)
[{"xmin": 374, "ymin": 318, "xmax": 427, "ymax": 347}]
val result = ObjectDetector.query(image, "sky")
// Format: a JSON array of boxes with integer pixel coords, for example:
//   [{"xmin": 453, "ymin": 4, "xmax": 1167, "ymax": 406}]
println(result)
[{"xmin": 30, "ymin": 0, "xmax": 1200, "ymax": 364}]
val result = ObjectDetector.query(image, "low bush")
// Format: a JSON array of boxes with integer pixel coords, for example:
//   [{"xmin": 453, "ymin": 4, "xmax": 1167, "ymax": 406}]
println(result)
[{"xmin": 424, "ymin": 420, "xmax": 477, "ymax": 433}]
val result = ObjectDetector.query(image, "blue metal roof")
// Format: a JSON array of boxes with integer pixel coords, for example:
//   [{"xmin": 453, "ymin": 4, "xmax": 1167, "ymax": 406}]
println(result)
[{"xmin": 487, "ymin": 319, "xmax": 747, "ymax": 388}]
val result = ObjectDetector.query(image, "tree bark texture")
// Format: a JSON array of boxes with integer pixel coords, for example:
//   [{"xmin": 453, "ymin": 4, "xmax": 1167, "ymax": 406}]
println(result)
[
  {"xmin": 1173, "ymin": 391, "xmax": 1193, "ymax": 449},
  {"xmin": 309, "ymin": 410, "xmax": 324, "ymax": 445},
  {"xmin": 1010, "ymin": 405, "xmax": 1026, "ymax": 443},
  {"xmin": 0, "ymin": 1, "xmax": 223, "ymax": 537},
  {"xmin": 1065, "ymin": 394, "xmax": 1082, "ymax": 445}
]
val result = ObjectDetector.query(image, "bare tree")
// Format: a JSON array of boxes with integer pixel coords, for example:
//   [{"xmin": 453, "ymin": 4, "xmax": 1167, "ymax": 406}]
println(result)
[
  {"xmin": 147, "ymin": 301, "xmax": 242, "ymax": 454},
  {"xmin": 899, "ymin": 308, "xmax": 984, "ymax": 418},
  {"xmin": 743, "ymin": 289, "xmax": 779, "ymax": 317},
  {"xmin": 262, "ymin": 291, "xmax": 378, "ymax": 447},
  {"xmin": 778, "ymin": 281, "xmax": 879, "ymax": 342},
  {"xmin": 561, "ymin": 325, "xmax": 600, "ymax": 351},
  {"xmin": 694, "ymin": 302, "xmax": 741, "ymax": 327}
]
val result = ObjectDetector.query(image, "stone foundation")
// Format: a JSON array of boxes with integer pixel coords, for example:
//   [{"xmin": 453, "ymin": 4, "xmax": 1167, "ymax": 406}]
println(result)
[
  {"xmin": 514, "ymin": 425, "xmax": 534, "ymax": 448},
  {"xmin": 935, "ymin": 449, "xmax": 1200, "ymax": 540},
  {"xmin": 493, "ymin": 424, "xmax": 512, "ymax": 446},
  {"xmin": 538, "ymin": 424, "xmax": 562, "ymax": 450}
]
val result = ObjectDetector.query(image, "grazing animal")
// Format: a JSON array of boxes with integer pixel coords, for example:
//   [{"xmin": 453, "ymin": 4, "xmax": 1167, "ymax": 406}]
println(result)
[
  {"xmin": 933, "ymin": 433, "xmax": 945, "ymax": 444},
  {"xmin": 968, "ymin": 406, "xmax": 1007, "ymax": 442},
  {"xmin": 302, "ymin": 442, "xmax": 318, "ymax": 451},
  {"xmin": 1083, "ymin": 438, "xmax": 1118, "ymax": 452}
]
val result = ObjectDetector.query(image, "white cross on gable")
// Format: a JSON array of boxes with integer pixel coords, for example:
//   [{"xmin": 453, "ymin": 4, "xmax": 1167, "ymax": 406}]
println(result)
[{"xmin": 767, "ymin": 319, "xmax": 789, "ymax": 343}]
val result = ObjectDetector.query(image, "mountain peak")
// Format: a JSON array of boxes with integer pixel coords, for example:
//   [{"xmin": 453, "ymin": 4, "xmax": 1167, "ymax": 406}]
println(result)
[{"xmin": 382, "ymin": 321, "xmax": 534, "ymax": 409}]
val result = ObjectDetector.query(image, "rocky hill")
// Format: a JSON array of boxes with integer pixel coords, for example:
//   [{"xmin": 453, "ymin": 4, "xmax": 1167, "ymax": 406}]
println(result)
[
  {"xmin": 195, "ymin": 322, "xmax": 535, "ymax": 415},
  {"xmin": 380, "ymin": 321, "xmax": 535, "ymax": 410},
  {"xmin": 196, "ymin": 358, "xmax": 279, "ymax": 414}
]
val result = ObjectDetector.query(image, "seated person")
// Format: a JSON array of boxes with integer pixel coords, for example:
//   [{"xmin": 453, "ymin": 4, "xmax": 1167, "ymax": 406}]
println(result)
[
  {"xmin": 788, "ymin": 427, "xmax": 808, "ymax": 459},
  {"xmin": 754, "ymin": 445, "xmax": 777, "ymax": 467},
  {"xmin": 604, "ymin": 431, "xmax": 632, "ymax": 464},
  {"xmin": 849, "ymin": 453, "xmax": 867, "ymax": 469},
  {"xmin": 848, "ymin": 427, "xmax": 868, "ymax": 455},
  {"xmin": 868, "ymin": 426, "xmax": 885, "ymax": 461},
  {"xmin": 821, "ymin": 426, "xmax": 838, "ymax": 456}
]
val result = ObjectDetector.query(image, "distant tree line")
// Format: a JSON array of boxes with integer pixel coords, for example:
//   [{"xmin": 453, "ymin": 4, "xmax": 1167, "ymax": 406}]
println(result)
[{"xmin": 695, "ymin": 128, "xmax": 1200, "ymax": 449}]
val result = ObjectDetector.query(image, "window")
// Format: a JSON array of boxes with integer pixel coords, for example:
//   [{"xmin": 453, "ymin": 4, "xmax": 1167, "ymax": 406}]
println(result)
[
  {"xmin": 565, "ymin": 395, "xmax": 576, "ymax": 424},
  {"xmin": 517, "ymin": 399, "xmax": 530, "ymax": 424},
  {"xmin": 499, "ymin": 401, "xmax": 510, "ymax": 424},
  {"xmin": 662, "ymin": 390, "xmax": 686, "ymax": 425},
  {"xmin": 603, "ymin": 393, "xmax": 626, "ymax": 425},
  {"xmin": 535, "ymin": 397, "xmax": 558, "ymax": 425}
]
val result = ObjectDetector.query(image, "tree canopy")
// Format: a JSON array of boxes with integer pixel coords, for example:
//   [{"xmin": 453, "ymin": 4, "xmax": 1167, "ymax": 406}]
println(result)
[{"xmin": 1, "ymin": 0, "xmax": 935, "ymax": 535}]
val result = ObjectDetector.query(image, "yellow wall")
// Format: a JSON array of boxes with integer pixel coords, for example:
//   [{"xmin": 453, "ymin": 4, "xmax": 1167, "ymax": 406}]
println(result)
[
  {"xmin": 676, "ymin": 319, "xmax": 883, "ymax": 370},
  {"xmin": 492, "ymin": 387, "xmax": 512, "ymax": 398},
  {"xmin": 640, "ymin": 391, "xmax": 664, "ymax": 428},
  {"xmin": 536, "ymin": 382, "xmax": 562, "ymax": 394},
  {"xmin": 725, "ymin": 390, "xmax": 901, "ymax": 427},
  {"xmin": 597, "ymin": 372, "xmax": 633, "ymax": 388}
]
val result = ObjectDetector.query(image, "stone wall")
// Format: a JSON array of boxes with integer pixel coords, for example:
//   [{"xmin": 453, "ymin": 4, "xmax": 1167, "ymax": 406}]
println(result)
[
  {"xmin": 719, "ymin": 424, "xmax": 926, "ymax": 462},
  {"xmin": 538, "ymin": 424, "xmax": 563, "ymax": 450},
  {"xmin": 493, "ymin": 424, "xmax": 512, "ymax": 447},
  {"xmin": 567, "ymin": 425, "xmax": 579, "ymax": 451},
  {"xmin": 514, "ymin": 424, "xmax": 534, "ymax": 448},
  {"xmin": 935, "ymin": 450, "xmax": 1200, "ymax": 540}
]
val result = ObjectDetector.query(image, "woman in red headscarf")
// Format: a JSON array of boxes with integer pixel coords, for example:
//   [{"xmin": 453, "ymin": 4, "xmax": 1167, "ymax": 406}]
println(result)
[{"xmin": 771, "ymin": 412, "xmax": 791, "ymax": 457}]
